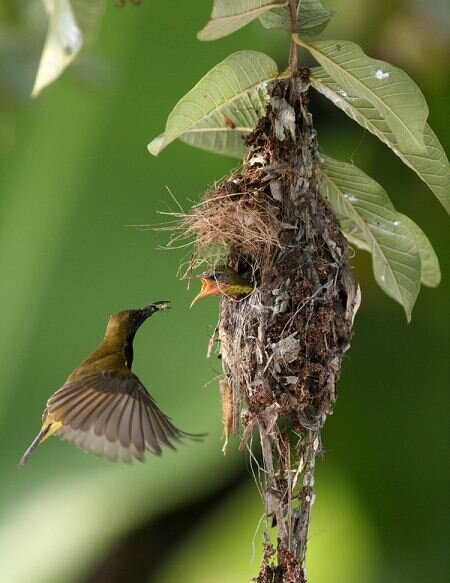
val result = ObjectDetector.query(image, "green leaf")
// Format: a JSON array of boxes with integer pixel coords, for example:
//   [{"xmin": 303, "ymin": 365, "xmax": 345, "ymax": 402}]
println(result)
[
  {"xmin": 398, "ymin": 214, "xmax": 441, "ymax": 287},
  {"xmin": 294, "ymin": 37, "xmax": 429, "ymax": 155},
  {"xmin": 319, "ymin": 155, "xmax": 421, "ymax": 321},
  {"xmin": 32, "ymin": 0, "xmax": 104, "ymax": 97},
  {"xmin": 335, "ymin": 215, "xmax": 369, "ymax": 252},
  {"xmin": 259, "ymin": 0, "xmax": 334, "ymax": 39},
  {"xmin": 148, "ymin": 51, "xmax": 278, "ymax": 157},
  {"xmin": 177, "ymin": 87, "xmax": 269, "ymax": 158},
  {"xmin": 198, "ymin": 0, "xmax": 288, "ymax": 41},
  {"xmin": 310, "ymin": 68, "xmax": 450, "ymax": 215},
  {"xmin": 338, "ymin": 213, "xmax": 441, "ymax": 289}
]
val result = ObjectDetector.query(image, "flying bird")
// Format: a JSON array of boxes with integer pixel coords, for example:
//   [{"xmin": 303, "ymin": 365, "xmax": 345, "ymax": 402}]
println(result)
[
  {"xmin": 190, "ymin": 266, "xmax": 253, "ymax": 307},
  {"xmin": 19, "ymin": 301, "xmax": 200, "ymax": 465}
]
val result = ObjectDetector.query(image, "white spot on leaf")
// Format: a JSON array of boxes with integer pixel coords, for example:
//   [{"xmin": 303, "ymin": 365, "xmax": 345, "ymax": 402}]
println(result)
[{"xmin": 375, "ymin": 69, "xmax": 390, "ymax": 80}]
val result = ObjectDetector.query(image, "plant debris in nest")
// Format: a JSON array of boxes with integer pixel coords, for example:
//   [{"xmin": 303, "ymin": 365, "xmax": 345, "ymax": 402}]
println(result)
[{"xmin": 167, "ymin": 168, "xmax": 289, "ymax": 277}]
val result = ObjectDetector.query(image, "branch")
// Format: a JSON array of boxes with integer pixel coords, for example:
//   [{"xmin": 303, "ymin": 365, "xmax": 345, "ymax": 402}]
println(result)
[{"xmin": 288, "ymin": 0, "xmax": 299, "ymax": 74}]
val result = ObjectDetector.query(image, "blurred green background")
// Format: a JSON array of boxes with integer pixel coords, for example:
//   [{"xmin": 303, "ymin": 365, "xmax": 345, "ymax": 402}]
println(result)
[{"xmin": 0, "ymin": 1, "xmax": 448, "ymax": 582}]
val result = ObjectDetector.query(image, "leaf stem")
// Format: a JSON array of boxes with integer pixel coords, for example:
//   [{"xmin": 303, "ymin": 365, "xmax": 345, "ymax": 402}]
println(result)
[{"xmin": 289, "ymin": 0, "xmax": 299, "ymax": 74}]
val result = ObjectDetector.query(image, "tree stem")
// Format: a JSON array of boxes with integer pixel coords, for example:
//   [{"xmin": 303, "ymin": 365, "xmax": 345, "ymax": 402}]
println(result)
[{"xmin": 288, "ymin": 0, "xmax": 299, "ymax": 74}]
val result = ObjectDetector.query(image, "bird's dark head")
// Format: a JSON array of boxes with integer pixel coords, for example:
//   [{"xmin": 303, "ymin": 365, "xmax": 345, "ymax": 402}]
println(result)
[
  {"xmin": 104, "ymin": 301, "xmax": 170, "ymax": 369},
  {"xmin": 106, "ymin": 301, "xmax": 170, "ymax": 338},
  {"xmin": 190, "ymin": 266, "xmax": 253, "ymax": 307}
]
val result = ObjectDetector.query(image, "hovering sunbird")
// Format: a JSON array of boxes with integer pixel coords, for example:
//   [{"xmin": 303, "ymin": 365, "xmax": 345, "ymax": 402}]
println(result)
[{"xmin": 19, "ymin": 301, "xmax": 201, "ymax": 465}]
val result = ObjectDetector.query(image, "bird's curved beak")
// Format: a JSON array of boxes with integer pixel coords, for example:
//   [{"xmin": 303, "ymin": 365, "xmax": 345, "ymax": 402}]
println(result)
[{"xmin": 190, "ymin": 278, "xmax": 221, "ymax": 308}]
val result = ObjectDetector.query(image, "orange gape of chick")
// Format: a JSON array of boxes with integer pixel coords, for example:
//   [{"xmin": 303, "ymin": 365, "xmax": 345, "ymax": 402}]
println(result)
[{"xmin": 190, "ymin": 266, "xmax": 253, "ymax": 307}]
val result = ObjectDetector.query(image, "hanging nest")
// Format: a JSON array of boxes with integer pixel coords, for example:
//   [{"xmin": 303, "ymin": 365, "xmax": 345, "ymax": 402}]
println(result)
[{"xmin": 173, "ymin": 73, "xmax": 360, "ymax": 582}]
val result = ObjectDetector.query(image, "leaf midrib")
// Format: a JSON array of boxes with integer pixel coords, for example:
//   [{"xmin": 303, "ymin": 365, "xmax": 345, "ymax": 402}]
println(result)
[
  {"xmin": 311, "ymin": 76, "xmax": 424, "ymax": 176},
  {"xmin": 322, "ymin": 170, "xmax": 406, "ymax": 302},
  {"xmin": 212, "ymin": 0, "xmax": 288, "ymax": 19},
  {"xmin": 164, "ymin": 73, "xmax": 278, "ymax": 145},
  {"xmin": 297, "ymin": 37, "xmax": 425, "ymax": 151}
]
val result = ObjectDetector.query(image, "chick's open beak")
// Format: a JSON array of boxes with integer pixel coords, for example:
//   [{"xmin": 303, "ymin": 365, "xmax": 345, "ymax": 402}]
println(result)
[{"xmin": 190, "ymin": 278, "xmax": 221, "ymax": 308}]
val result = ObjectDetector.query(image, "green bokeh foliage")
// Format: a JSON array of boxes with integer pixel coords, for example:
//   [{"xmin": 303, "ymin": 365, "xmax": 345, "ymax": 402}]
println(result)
[{"xmin": 0, "ymin": 1, "xmax": 448, "ymax": 582}]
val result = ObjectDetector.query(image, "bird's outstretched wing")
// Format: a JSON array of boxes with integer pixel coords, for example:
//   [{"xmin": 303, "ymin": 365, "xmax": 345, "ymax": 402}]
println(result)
[{"xmin": 45, "ymin": 370, "xmax": 189, "ymax": 463}]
